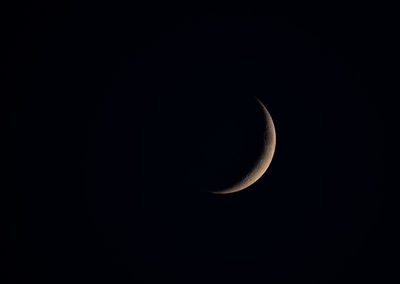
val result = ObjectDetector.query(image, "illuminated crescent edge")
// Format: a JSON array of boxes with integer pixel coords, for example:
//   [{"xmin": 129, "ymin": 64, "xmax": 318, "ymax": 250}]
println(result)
[{"xmin": 211, "ymin": 98, "xmax": 276, "ymax": 194}]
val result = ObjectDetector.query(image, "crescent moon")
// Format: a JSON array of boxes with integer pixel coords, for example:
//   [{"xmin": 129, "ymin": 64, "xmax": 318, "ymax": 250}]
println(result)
[{"xmin": 211, "ymin": 98, "xmax": 276, "ymax": 194}]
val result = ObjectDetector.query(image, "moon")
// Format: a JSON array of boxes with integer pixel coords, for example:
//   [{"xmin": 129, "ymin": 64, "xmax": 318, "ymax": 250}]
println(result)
[{"xmin": 211, "ymin": 98, "xmax": 276, "ymax": 194}]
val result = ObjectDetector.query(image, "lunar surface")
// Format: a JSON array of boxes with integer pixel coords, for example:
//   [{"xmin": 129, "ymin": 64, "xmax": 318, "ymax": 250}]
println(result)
[{"xmin": 211, "ymin": 98, "xmax": 276, "ymax": 194}]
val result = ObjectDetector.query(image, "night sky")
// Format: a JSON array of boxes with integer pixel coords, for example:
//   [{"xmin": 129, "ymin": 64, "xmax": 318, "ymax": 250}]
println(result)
[{"xmin": 6, "ymin": 6, "xmax": 389, "ymax": 283}]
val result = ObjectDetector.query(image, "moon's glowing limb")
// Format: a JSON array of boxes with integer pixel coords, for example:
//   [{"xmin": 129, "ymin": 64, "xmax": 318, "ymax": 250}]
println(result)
[{"xmin": 211, "ymin": 98, "xmax": 276, "ymax": 194}]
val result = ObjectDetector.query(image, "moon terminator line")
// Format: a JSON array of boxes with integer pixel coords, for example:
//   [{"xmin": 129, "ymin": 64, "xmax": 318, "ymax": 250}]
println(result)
[{"xmin": 211, "ymin": 98, "xmax": 276, "ymax": 194}]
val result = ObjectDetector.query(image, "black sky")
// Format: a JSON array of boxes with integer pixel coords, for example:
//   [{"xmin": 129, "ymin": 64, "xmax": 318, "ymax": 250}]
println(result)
[{"xmin": 5, "ymin": 6, "xmax": 389, "ymax": 283}]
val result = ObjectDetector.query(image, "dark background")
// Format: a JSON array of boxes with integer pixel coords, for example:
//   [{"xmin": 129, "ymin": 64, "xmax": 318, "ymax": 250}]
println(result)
[{"xmin": 5, "ymin": 5, "xmax": 390, "ymax": 283}]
